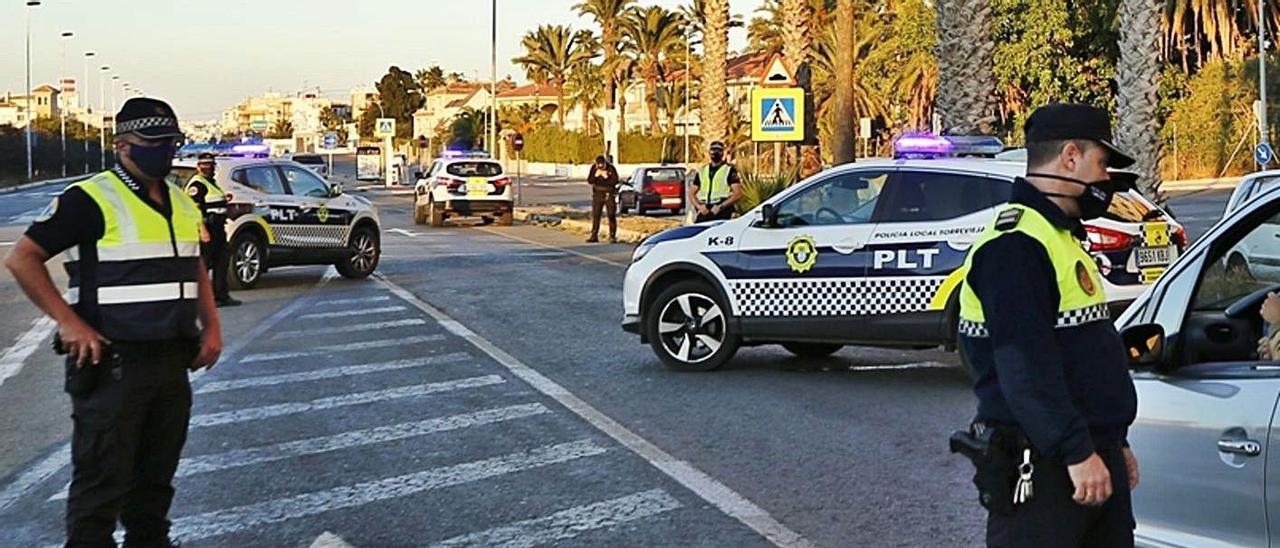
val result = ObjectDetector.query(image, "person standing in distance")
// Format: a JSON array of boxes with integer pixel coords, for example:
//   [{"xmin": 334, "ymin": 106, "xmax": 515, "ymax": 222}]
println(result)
[
  {"xmin": 956, "ymin": 103, "xmax": 1140, "ymax": 546},
  {"xmin": 586, "ymin": 155, "xmax": 619, "ymax": 243},
  {"xmin": 186, "ymin": 152, "xmax": 240, "ymax": 307},
  {"xmin": 690, "ymin": 141, "xmax": 743, "ymax": 223},
  {"xmin": 4, "ymin": 97, "xmax": 222, "ymax": 548}
]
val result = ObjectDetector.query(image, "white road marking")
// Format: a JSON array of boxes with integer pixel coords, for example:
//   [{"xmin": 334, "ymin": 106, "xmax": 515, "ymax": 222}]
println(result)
[
  {"xmin": 189, "ymin": 374, "xmax": 505, "ymax": 428},
  {"xmin": 477, "ymin": 228, "xmax": 627, "ymax": 267},
  {"xmin": 298, "ymin": 305, "xmax": 407, "ymax": 320},
  {"xmin": 430, "ymin": 489, "xmax": 681, "ymax": 548},
  {"xmin": 197, "ymin": 353, "xmax": 469, "ymax": 394},
  {"xmin": 847, "ymin": 362, "xmax": 952, "ymax": 372},
  {"xmin": 271, "ymin": 318, "xmax": 428, "ymax": 339},
  {"xmin": 0, "ymin": 444, "xmax": 69, "ymax": 512},
  {"xmin": 0, "ymin": 316, "xmax": 55, "ymax": 389},
  {"xmin": 51, "ymin": 404, "xmax": 550, "ymax": 501},
  {"xmin": 169, "ymin": 440, "xmax": 608, "ymax": 542},
  {"xmin": 241, "ymin": 334, "xmax": 444, "ymax": 363},
  {"xmin": 377, "ymin": 276, "xmax": 813, "ymax": 548},
  {"xmin": 386, "ymin": 228, "xmax": 419, "ymax": 238},
  {"xmin": 0, "ymin": 268, "xmax": 338, "ymax": 515},
  {"xmin": 311, "ymin": 532, "xmax": 356, "ymax": 548},
  {"xmin": 313, "ymin": 295, "xmax": 391, "ymax": 307},
  {"xmin": 0, "ymin": 241, "xmax": 15, "ymax": 246}
]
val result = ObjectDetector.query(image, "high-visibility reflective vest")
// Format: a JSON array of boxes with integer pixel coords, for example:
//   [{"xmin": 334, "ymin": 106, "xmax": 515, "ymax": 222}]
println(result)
[
  {"xmin": 185, "ymin": 173, "xmax": 227, "ymax": 212},
  {"xmin": 64, "ymin": 170, "xmax": 204, "ymax": 341},
  {"xmin": 698, "ymin": 164, "xmax": 732, "ymax": 202},
  {"xmin": 958, "ymin": 204, "xmax": 1109, "ymax": 337}
]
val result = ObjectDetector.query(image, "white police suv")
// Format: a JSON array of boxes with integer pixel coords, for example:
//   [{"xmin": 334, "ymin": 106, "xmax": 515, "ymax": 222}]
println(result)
[
  {"xmin": 169, "ymin": 156, "xmax": 381, "ymax": 289},
  {"xmin": 414, "ymin": 151, "xmax": 514, "ymax": 227},
  {"xmin": 622, "ymin": 139, "xmax": 1183, "ymax": 370}
]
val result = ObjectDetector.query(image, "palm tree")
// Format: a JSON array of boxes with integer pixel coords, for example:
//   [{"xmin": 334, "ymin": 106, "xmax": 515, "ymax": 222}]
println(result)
[
  {"xmin": 512, "ymin": 25, "xmax": 598, "ymax": 127},
  {"xmin": 499, "ymin": 104, "xmax": 550, "ymax": 136},
  {"xmin": 1117, "ymin": 0, "xmax": 1165, "ymax": 204},
  {"xmin": 831, "ymin": 0, "xmax": 856, "ymax": 164},
  {"xmin": 621, "ymin": 5, "xmax": 686, "ymax": 135},
  {"xmin": 701, "ymin": 0, "xmax": 730, "ymax": 146},
  {"xmin": 574, "ymin": 0, "xmax": 634, "ymax": 111},
  {"xmin": 748, "ymin": 0, "xmax": 786, "ymax": 54},
  {"xmin": 415, "ymin": 66, "xmax": 446, "ymax": 94},
  {"xmin": 567, "ymin": 62, "xmax": 606, "ymax": 133},
  {"xmin": 935, "ymin": 0, "xmax": 997, "ymax": 135}
]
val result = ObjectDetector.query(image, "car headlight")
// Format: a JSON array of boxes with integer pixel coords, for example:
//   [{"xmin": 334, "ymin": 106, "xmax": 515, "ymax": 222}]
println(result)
[{"xmin": 632, "ymin": 241, "xmax": 656, "ymax": 263}]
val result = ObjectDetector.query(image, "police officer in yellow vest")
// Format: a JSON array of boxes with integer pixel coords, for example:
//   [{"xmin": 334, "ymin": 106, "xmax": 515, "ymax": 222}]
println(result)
[
  {"xmin": 690, "ymin": 141, "xmax": 743, "ymax": 223},
  {"xmin": 186, "ymin": 152, "xmax": 239, "ymax": 307},
  {"xmin": 953, "ymin": 103, "xmax": 1139, "ymax": 547},
  {"xmin": 4, "ymin": 97, "xmax": 222, "ymax": 548}
]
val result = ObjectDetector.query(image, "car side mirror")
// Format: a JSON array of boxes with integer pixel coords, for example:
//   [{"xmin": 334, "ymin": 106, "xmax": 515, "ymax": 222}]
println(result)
[
  {"xmin": 760, "ymin": 203, "xmax": 779, "ymax": 228},
  {"xmin": 330, "ymin": 183, "xmax": 344, "ymax": 197},
  {"xmin": 1121, "ymin": 323, "xmax": 1166, "ymax": 369}
]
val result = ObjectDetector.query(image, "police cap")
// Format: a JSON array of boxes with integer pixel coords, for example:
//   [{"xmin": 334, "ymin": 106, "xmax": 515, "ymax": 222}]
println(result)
[
  {"xmin": 197, "ymin": 152, "xmax": 215, "ymax": 164},
  {"xmin": 1025, "ymin": 103, "xmax": 1134, "ymax": 169},
  {"xmin": 113, "ymin": 97, "xmax": 184, "ymax": 140}
]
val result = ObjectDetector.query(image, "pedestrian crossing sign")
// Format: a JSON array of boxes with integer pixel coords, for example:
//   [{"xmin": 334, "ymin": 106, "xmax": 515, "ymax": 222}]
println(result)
[
  {"xmin": 374, "ymin": 118, "xmax": 396, "ymax": 138},
  {"xmin": 751, "ymin": 88, "xmax": 805, "ymax": 142}
]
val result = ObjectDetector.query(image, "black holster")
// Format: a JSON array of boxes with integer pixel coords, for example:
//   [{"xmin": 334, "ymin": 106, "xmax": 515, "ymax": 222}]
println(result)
[{"xmin": 949, "ymin": 421, "xmax": 1029, "ymax": 515}]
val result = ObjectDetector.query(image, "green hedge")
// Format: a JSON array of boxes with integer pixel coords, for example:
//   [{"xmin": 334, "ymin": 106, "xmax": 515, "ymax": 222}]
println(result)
[{"xmin": 521, "ymin": 127, "xmax": 704, "ymax": 164}]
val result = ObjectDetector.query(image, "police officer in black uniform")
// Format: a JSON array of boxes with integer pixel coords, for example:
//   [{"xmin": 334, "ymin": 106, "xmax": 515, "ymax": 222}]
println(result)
[
  {"xmin": 954, "ymin": 103, "xmax": 1140, "ymax": 547},
  {"xmin": 4, "ymin": 97, "xmax": 223, "ymax": 548},
  {"xmin": 186, "ymin": 153, "xmax": 239, "ymax": 307}
]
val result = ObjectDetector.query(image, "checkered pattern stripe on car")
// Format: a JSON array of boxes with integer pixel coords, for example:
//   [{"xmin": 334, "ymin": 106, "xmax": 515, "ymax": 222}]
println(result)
[
  {"xmin": 959, "ymin": 303, "xmax": 1110, "ymax": 338},
  {"xmin": 273, "ymin": 225, "xmax": 349, "ymax": 248},
  {"xmin": 729, "ymin": 276, "xmax": 946, "ymax": 317}
]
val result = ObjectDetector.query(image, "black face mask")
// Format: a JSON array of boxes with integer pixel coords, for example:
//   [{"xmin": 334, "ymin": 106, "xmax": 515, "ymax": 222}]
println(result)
[
  {"xmin": 128, "ymin": 142, "xmax": 176, "ymax": 179},
  {"xmin": 1027, "ymin": 172, "xmax": 1116, "ymax": 221},
  {"xmin": 710, "ymin": 152, "xmax": 724, "ymax": 164}
]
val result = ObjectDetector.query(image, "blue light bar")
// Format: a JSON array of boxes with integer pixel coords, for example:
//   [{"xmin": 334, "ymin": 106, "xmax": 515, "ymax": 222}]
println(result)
[
  {"xmin": 893, "ymin": 133, "xmax": 1005, "ymax": 159},
  {"xmin": 943, "ymin": 135, "xmax": 1005, "ymax": 156},
  {"xmin": 442, "ymin": 149, "xmax": 491, "ymax": 159}
]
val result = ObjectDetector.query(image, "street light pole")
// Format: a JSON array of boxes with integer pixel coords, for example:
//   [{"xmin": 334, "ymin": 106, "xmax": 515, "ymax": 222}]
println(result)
[
  {"xmin": 60, "ymin": 31, "xmax": 73, "ymax": 178},
  {"xmin": 1261, "ymin": 0, "xmax": 1269, "ymax": 146},
  {"xmin": 684, "ymin": 25, "xmax": 691, "ymax": 164},
  {"xmin": 100, "ymin": 65, "xmax": 109, "ymax": 169},
  {"xmin": 83, "ymin": 51, "xmax": 94, "ymax": 174},
  {"xmin": 25, "ymin": 1, "xmax": 41, "ymax": 183},
  {"xmin": 490, "ymin": 0, "xmax": 498, "ymax": 157}
]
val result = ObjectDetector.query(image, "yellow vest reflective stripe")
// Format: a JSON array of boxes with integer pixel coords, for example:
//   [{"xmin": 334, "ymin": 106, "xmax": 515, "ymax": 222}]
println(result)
[
  {"xmin": 958, "ymin": 204, "xmax": 1108, "ymax": 337},
  {"xmin": 63, "ymin": 170, "xmax": 203, "ymax": 340},
  {"xmin": 186, "ymin": 173, "xmax": 226, "ymax": 206},
  {"xmin": 699, "ymin": 164, "xmax": 732, "ymax": 202}
]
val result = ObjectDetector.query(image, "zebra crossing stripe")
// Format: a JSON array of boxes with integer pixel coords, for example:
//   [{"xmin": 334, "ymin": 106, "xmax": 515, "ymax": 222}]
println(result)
[
  {"xmin": 298, "ymin": 305, "xmax": 407, "ymax": 320},
  {"xmin": 50, "ymin": 404, "xmax": 550, "ymax": 502},
  {"xmin": 189, "ymin": 375, "xmax": 505, "ymax": 428},
  {"xmin": 168, "ymin": 440, "xmax": 609, "ymax": 542},
  {"xmin": 313, "ymin": 295, "xmax": 391, "ymax": 307},
  {"xmin": 271, "ymin": 318, "xmax": 428, "ymax": 339},
  {"xmin": 239, "ymin": 334, "xmax": 445, "ymax": 363},
  {"xmin": 429, "ymin": 489, "xmax": 681, "ymax": 548},
  {"xmin": 196, "ymin": 353, "xmax": 470, "ymax": 394}
]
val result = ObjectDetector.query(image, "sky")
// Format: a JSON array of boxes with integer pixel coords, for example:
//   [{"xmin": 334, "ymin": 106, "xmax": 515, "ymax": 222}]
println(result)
[{"xmin": 1, "ymin": 0, "xmax": 762, "ymax": 122}]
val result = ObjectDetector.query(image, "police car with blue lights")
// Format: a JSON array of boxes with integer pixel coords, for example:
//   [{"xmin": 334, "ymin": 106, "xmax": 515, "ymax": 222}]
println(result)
[
  {"xmin": 621, "ymin": 135, "xmax": 1184, "ymax": 370},
  {"xmin": 414, "ymin": 150, "xmax": 514, "ymax": 227},
  {"xmin": 169, "ymin": 154, "xmax": 381, "ymax": 289}
]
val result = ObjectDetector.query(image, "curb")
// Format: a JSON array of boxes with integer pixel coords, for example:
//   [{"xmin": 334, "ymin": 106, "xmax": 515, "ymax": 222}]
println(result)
[
  {"xmin": 1161, "ymin": 177, "xmax": 1240, "ymax": 192},
  {"xmin": 513, "ymin": 209, "xmax": 654, "ymax": 244},
  {"xmin": 0, "ymin": 175, "xmax": 87, "ymax": 195}
]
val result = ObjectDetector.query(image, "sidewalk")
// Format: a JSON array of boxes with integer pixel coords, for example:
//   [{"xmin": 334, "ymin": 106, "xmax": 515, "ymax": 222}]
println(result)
[
  {"xmin": 0, "ymin": 174, "xmax": 89, "ymax": 195},
  {"xmin": 514, "ymin": 206, "xmax": 682, "ymax": 244}
]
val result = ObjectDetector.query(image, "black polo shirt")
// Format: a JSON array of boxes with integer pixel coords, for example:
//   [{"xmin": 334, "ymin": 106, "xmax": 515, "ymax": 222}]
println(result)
[
  {"xmin": 25, "ymin": 167, "xmax": 175, "ymax": 330},
  {"xmin": 959, "ymin": 178, "xmax": 1138, "ymax": 464}
]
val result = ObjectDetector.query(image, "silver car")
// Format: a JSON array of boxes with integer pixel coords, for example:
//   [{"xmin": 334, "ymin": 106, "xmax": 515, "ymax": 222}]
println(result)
[{"xmin": 1117, "ymin": 183, "xmax": 1280, "ymax": 547}]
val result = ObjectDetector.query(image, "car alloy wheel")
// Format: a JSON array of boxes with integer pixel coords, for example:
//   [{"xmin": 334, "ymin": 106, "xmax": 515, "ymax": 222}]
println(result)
[
  {"xmin": 350, "ymin": 232, "xmax": 377, "ymax": 273},
  {"xmin": 656, "ymin": 293, "xmax": 726, "ymax": 364},
  {"xmin": 234, "ymin": 239, "xmax": 261, "ymax": 286}
]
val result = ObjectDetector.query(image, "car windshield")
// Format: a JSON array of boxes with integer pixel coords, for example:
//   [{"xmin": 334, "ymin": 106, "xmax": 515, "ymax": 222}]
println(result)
[
  {"xmin": 645, "ymin": 169, "xmax": 684, "ymax": 183},
  {"xmin": 446, "ymin": 162, "xmax": 503, "ymax": 177}
]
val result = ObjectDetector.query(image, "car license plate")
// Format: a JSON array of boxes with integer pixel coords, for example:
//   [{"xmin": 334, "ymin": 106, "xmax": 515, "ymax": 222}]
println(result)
[
  {"xmin": 1136, "ymin": 245, "xmax": 1175, "ymax": 268},
  {"xmin": 661, "ymin": 198, "xmax": 681, "ymax": 207},
  {"xmin": 467, "ymin": 178, "xmax": 489, "ymax": 197}
]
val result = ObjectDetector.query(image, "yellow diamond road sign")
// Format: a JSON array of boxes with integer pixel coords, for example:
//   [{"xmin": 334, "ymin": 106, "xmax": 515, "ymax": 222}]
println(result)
[
  {"xmin": 374, "ymin": 118, "xmax": 396, "ymax": 138},
  {"xmin": 751, "ymin": 88, "xmax": 805, "ymax": 142}
]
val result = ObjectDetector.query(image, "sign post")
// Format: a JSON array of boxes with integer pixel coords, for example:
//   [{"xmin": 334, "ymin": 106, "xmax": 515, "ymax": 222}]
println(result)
[
  {"xmin": 512, "ymin": 132, "xmax": 525, "ymax": 206},
  {"xmin": 1256, "ymin": 142, "xmax": 1274, "ymax": 167},
  {"xmin": 374, "ymin": 118, "xmax": 396, "ymax": 188},
  {"xmin": 322, "ymin": 131, "xmax": 338, "ymax": 176}
]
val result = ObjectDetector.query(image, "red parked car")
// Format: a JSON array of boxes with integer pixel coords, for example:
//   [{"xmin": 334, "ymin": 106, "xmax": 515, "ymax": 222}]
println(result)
[{"xmin": 617, "ymin": 166, "xmax": 686, "ymax": 216}]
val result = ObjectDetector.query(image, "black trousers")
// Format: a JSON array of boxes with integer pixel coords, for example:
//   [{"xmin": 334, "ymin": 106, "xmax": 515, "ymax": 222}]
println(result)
[
  {"xmin": 986, "ymin": 445, "xmax": 1134, "ymax": 548},
  {"xmin": 201, "ymin": 216, "xmax": 229, "ymax": 300},
  {"xmin": 590, "ymin": 188, "xmax": 617, "ymax": 238},
  {"xmin": 695, "ymin": 202, "xmax": 735, "ymax": 223},
  {"xmin": 65, "ymin": 341, "xmax": 195, "ymax": 548}
]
